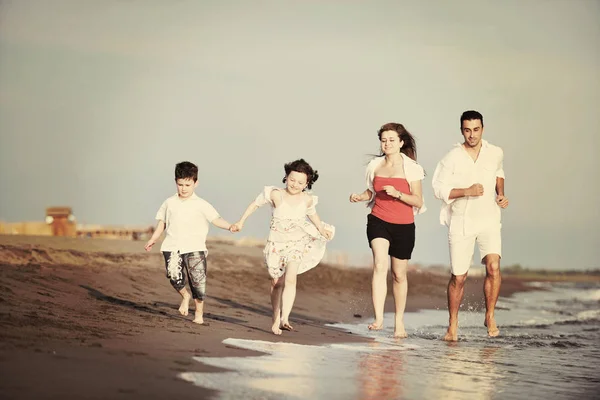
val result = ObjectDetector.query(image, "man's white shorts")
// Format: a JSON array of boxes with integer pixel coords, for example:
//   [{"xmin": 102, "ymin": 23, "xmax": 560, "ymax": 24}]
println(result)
[{"xmin": 448, "ymin": 229, "xmax": 502, "ymax": 276}]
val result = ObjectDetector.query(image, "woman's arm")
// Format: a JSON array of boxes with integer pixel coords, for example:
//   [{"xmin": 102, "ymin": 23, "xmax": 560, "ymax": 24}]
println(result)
[
  {"xmin": 349, "ymin": 188, "xmax": 373, "ymax": 203},
  {"xmin": 382, "ymin": 180, "xmax": 423, "ymax": 208}
]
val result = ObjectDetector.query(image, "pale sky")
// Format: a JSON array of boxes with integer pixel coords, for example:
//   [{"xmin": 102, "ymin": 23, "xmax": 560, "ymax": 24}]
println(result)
[{"xmin": 1, "ymin": 0, "xmax": 598, "ymax": 270}]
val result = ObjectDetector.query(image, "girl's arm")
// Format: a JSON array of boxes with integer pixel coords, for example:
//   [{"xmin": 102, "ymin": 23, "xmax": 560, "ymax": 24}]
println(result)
[
  {"xmin": 230, "ymin": 202, "xmax": 259, "ymax": 232},
  {"xmin": 382, "ymin": 180, "xmax": 424, "ymax": 208},
  {"xmin": 144, "ymin": 221, "xmax": 165, "ymax": 251},
  {"xmin": 349, "ymin": 189, "xmax": 373, "ymax": 203},
  {"xmin": 307, "ymin": 212, "xmax": 333, "ymax": 240}
]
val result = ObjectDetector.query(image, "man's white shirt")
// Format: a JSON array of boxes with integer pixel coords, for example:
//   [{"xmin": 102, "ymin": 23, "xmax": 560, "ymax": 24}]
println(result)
[{"xmin": 432, "ymin": 140, "xmax": 505, "ymax": 236}]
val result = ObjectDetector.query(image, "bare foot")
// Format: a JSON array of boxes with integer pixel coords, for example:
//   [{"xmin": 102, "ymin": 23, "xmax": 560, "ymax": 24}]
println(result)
[
  {"xmin": 368, "ymin": 320, "xmax": 383, "ymax": 330},
  {"xmin": 443, "ymin": 325, "xmax": 458, "ymax": 341},
  {"xmin": 192, "ymin": 308, "xmax": 204, "ymax": 324},
  {"xmin": 485, "ymin": 317, "xmax": 500, "ymax": 337},
  {"xmin": 394, "ymin": 320, "xmax": 407, "ymax": 338},
  {"xmin": 178, "ymin": 293, "xmax": 191, "ymax": 316},
  {"xmin": 280, "ymin": 321, "xmax": 294, "ymax": 331},
  {"xmin": 272, "ymin": 321, "xmax": 282, "ymax": 335}
]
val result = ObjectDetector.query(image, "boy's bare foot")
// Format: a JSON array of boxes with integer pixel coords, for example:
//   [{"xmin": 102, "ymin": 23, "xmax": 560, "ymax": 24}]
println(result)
[
  {"xmin": 280, "ymin": 321, "xmax": 294, "ymax": 331},
  {"xmin": 179, "ymin": 293, "xmax": 191, "ymax": 316},
  {"xmin": 368, "ymin": 320, "xmax": 383, "ymax": 330},
  {"xmin": 443, "ymin": 324, "xmax": 458, "ymax": 341},
  {"xmin": 485, "ymin": 317, "xmax": 500, "ymax": 337}
]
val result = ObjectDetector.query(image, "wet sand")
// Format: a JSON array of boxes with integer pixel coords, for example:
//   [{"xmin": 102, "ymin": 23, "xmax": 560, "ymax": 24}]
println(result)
[{"xmin": 0, "ymin": 234, "xmax": 536, "ymax": 399}]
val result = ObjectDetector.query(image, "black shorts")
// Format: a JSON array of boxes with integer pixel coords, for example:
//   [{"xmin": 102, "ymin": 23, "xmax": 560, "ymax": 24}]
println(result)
[{"xmin": 366, "ymin": 214, "xmax": 415, "ymax": 260}]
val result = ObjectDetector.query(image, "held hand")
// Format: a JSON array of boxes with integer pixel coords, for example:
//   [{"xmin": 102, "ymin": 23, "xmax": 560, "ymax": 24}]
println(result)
[
  {"xmin": 496, "ymin": 195, "xmax": 509, "ymax": 209},
  {"xmin": 229, "ymin": 222, "xmax": 243, "ymax": 233},
  {"xmin": 349, "ymin": 193, "xmax": 363, "ymax": 203},
  {"xmin": 382, "ymin": 185, "xmax": 400, "ymax": 199},
  {"xmin": 144, "ymin": 239, "xmax": 155, "ymax": 252},
  {"xmin": 467, "ymin": 183, "xmax": 484, "ymax": 197}
]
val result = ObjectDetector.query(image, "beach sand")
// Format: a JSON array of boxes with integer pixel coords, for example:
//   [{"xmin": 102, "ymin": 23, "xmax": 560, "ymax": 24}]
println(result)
[{"xmin": 0, "ymin": 234, "xmax": 535, "ymax": 399}]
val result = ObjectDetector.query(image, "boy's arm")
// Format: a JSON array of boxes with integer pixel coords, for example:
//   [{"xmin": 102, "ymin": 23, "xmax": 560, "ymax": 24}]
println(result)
[
  {"xmin": 144, "ymin": 221, "xmax": 165, "ymax": 251},
  {"xmin": 211, "ymin": 217, "xmax": 232, "ymax": 230}
]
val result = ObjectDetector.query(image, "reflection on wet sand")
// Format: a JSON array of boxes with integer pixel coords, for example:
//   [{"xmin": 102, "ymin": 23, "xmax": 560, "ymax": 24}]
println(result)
[
  {"xmin": 425, "ymin": 342, "xmax": 503, "ymax": 400},
  {"xmin": 358, "ymin": 341, "xmax": 406, "ymax": 400}
]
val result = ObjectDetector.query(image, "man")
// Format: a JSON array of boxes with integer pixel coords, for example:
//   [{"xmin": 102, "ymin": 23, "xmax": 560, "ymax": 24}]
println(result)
[{"xmin": 432, "ymin": 110, "xmax": 509, "ymax": 341}]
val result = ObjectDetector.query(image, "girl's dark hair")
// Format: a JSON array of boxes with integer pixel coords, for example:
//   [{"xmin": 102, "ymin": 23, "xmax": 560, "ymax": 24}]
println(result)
[
  {"xmin": 175, "ymin": 161, "xmax": 198, "ymax": 182},
  {"xmin": 377, "ymin": 122, "xmax": 417, "ymax": 161},
  {"xmin": 282, "ymin": 159, "xmax": 319, "ymax": 190}
]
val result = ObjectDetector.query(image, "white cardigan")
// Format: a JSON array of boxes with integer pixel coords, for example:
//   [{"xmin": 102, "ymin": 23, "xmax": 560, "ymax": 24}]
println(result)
[{"xmin": 365, "ymin": 153, "xmax": 427, "ymax": 215}]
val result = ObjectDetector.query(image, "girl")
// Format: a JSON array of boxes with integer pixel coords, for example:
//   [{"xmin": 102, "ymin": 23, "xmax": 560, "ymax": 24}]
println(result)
[
  {"xmin": 349, "ymin": 123, "xmax": 426, "ymax": 338},
  {"xmin": 230, "ymin": 159, "xmax": 334, "ymax": 335}
]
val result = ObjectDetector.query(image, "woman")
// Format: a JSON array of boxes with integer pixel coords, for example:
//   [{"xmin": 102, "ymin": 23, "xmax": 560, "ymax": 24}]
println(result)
[{"xmin": 350, "ymin": 123, "xmax": 426, "ymax": 338}]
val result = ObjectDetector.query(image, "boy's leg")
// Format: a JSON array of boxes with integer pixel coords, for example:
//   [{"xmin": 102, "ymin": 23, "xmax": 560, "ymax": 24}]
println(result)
[
  {"xmin": 181, "ymin": 251, "xmax": 208, "ymax": 324},
  {"xmin": 163, "ymin": 252, "xmax": 191, "ymax": 316},
  {"xmin": 270, "ymin": 276, "xmax": 285, "ymax": 335},
  {"xmin": 280, "ymin": 261, "xmax": 300, "ymax": 330}
]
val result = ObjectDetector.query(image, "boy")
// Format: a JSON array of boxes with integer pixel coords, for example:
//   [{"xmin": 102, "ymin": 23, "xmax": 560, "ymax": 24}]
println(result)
[{"xmin": 145, "ymin": 161, "xmax": 232, "ymax": 324}]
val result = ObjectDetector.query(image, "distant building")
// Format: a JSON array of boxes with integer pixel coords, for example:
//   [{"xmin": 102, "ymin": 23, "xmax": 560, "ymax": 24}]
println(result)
[{"xmin": 0, "ymin": 206, "xmax": 153, "ymax": 241}]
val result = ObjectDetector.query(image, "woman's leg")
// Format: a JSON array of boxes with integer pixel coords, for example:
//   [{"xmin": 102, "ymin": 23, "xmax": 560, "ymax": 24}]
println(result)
[
  {"xmin": 369, "ymin": 238, "xmax": 391, "ymax": 330},
  {"xmin": 390, "ymin": 257, "xmax": 408, "ymax": 337}
]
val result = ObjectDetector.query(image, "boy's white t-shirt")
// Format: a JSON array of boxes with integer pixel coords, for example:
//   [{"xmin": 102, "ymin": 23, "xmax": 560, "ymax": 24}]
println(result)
[{"xmin": 155, "ymin": 193, "xmax": 219, "ymax": 254}]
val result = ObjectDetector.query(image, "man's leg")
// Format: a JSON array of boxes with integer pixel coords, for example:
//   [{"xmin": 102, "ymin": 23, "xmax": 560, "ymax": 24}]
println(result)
[
  {"xmin": 483, "ymin": 254, "xmax": 501, "ymax": 337},
  {"xmin": 369, "ymin": 238, "xmax": 391, "ymax": 330},
  {"xmin": 270, "ymin": 276, "xmax": 285, "ymax": 335},
  {"xmin": 445, "ymin": 233, "xmax": 475, "ymax": 341},
  {"xmin": 390, "ymin": 257, "xmax": 408, "ymax": 338},
  {"xmin": 478, "ymin": 228, "xmax": 502, "ymax": 337},
  {"xmin": 445, "ymin": 272, "xmax": 467, "ymax": 341}
]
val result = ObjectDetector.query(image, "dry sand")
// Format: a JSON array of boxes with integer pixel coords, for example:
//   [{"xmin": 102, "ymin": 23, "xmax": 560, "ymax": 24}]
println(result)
[{"xmin": 0, "ymin": 234, "xmax": 536, "ymax": 399}]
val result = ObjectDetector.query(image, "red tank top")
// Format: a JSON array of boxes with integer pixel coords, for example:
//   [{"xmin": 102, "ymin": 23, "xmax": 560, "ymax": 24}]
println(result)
[{"xmin": 371, "ymin": 176, "xmax": 414, "ymax": 224}]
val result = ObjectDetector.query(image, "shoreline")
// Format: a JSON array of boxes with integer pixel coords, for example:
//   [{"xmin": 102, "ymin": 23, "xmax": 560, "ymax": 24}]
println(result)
[{"xmin": 0, "ymin": 235, "xmax": 561, "ymax": 399}]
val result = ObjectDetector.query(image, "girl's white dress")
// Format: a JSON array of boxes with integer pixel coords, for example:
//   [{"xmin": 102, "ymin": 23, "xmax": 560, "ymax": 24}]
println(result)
[{"xmin": 254, "ymin": 186, "xmax": 335, "ymax": 279}]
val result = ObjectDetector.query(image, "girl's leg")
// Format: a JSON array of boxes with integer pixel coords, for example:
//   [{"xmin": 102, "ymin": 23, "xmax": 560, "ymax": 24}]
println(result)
[
  {"xmin": 280, "ymin": 261, "xmax": 300, "ymax": 330},
  {"xmin": 369, "ymin": 238, "xmax": 391, "ymax": 330},
  {"xmin": 270, "ymin": 276, "xmax": 285, "ymax": 335},
  {"xmin": 390, "ymin": 257, "xmax": 408, "ymax": 338}
]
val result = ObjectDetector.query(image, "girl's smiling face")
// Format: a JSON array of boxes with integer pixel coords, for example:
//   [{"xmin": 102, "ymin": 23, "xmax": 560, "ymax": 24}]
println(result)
[{"xmin": 285, "ymin": 171, "xmax": 308, "ymax": 194}]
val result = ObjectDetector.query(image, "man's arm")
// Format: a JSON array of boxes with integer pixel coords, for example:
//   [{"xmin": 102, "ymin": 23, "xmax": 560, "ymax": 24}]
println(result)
[
  {"xmin": 211, "ymin": 217, "xmax": 232, "ymax": 230},
  {"xmin": 495, "ymin": 177, "xmax": 509, "ymax": 208},
  {"xmin": 432, "ymin": 159, "xmax": 484, "ymax": 202}
]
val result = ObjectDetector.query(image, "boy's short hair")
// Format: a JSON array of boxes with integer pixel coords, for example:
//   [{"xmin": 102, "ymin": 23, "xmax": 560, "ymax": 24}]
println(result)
[{"xmin": 175, "ymin": 161, "xmax": 198, "ymax": 182}]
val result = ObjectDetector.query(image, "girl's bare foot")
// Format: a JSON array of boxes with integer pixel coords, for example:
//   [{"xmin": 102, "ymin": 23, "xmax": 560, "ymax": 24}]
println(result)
[
  {"xmin": 178, "ymin": 293, "xmax": 191, "ymax": 316},
  {"xmin": 368, "ymin": 320, "xmax": 383, "ymax": 330},
  {"xmin": 280, "ymin": 321, "xmax": 294, "ymax": 331},
  {"xmin": 272, "ymin": 321, "xmax": 282, "ymax": 335}
]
